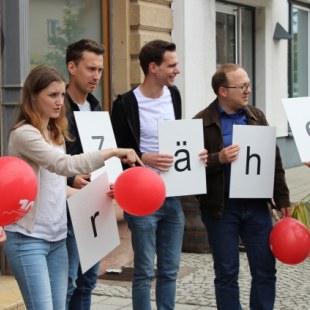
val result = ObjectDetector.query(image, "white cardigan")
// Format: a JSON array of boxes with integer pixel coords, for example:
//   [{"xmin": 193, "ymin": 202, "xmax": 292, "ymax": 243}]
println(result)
[{"xmin": 8, "ymin": 124, "xmax": 105, "ymax": 232}]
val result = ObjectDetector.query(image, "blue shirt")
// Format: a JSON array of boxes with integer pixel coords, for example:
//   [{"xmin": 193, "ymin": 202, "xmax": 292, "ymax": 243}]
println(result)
[{"xmin": 216, "ymin": 103, "xmax": 248, "ymax": 192}]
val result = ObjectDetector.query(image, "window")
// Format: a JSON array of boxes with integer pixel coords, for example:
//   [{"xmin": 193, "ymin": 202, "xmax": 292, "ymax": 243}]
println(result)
[
  {"xmin": 47, "ymin": 19, "xmax": 59, "ymax": 45},
  {"xmin": 216, "ymin": 2, "xmax": 255, "ymax": 104},
  {"xmin": 290, "ymin": 4, "xmax": 310, "ymax": 97},
  {"xmin": 29, "ymin": 0, "xmax": 104, "ymax": 101},
  {"xmin": 216, "ymin": 10, "xmax": 236, "ymax": 65}
]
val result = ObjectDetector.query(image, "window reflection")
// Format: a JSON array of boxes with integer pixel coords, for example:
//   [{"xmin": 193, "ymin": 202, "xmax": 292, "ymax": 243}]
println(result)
[
  {"xmin": 215, "ymin": 3, "xmax": 254, "ymax": 105},
  {"xmin": 47, "ymin": 19, "xmax": 59, "ymax": 45},
  {"xmin": 292, "ymin": 7, "xmax": 309, "ymax": 97},
  {"xmin": 29, "ymin": 0, "xmax": 101, "ymax": 79},
  {"xmin": 216, "ymin": 12, "xmax": 236, "ymax": 66}
]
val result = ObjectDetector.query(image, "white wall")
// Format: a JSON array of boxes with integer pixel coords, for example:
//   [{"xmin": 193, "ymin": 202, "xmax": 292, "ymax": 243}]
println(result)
[
  {"xmin": 260, "ymin": 0, "xmax": 289, "ymax": 137},
  {"xmin": 172, "ymin": 0, "xmax": 216, "ymax": 119}
]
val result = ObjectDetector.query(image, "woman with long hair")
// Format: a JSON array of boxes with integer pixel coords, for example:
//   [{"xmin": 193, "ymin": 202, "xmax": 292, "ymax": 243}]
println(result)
[{"xmin": 4, "ymin": 64, "xmax": 141, "ymax": 310}]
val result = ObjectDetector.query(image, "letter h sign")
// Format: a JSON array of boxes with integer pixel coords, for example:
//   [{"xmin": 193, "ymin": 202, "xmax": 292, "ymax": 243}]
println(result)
[{"xmin": 229, "ymin": 125, "xmax": 276, "ymax": 198}]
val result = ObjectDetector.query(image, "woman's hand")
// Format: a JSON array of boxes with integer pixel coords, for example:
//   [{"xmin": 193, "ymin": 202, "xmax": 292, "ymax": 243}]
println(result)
[
  {"xmin": 0, "ymin": 227, "xmax": 7, "ymax": 244},
  {"xmin": 116, "ymin": 148, "xmax": 144, "ymax": 167}
]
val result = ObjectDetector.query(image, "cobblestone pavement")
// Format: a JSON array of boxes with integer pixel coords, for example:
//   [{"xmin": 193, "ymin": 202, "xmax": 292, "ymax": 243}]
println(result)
[{"xmin": 93, "ymin": 252, "xmax": 310, "ymax": 309}]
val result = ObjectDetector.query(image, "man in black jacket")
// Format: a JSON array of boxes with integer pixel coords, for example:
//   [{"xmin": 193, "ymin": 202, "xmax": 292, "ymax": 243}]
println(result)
[
  {"xmin": 65, "ymin": 39, "xmax": 104, "ymax": 310},
  {"xmin": 112, "ymin": 40, "xmax": 207, "ymax": 310}
]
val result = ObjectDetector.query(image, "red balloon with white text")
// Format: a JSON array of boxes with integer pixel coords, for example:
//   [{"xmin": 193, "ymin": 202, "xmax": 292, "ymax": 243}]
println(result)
[{"xmin": 0, "ymin": 157, "xmax": 38, "ymax": 226}]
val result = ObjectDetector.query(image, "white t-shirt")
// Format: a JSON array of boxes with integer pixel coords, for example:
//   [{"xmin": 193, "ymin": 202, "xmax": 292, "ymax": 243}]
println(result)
[
  {"xmin": 134, "ymin": 85, "xmax": 175, "ymax": 154},
  {"xmin": 6, "ymin": 145, "xmax": 67, "ymax": 241},
  {"xmin": 77, "ymin": 100, "xmax": 91, "ymax": 111}
]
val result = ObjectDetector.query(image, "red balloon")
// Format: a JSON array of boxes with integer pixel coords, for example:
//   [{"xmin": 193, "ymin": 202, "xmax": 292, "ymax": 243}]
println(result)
[
  {"xmin": 0, "ymin": 156, "xmax": 38, "ymax": 226},
  {"xmin": 269, "ymin": 217, "xmax": 310, "ymax": 265},
  {"xmin": 114, "ymin": 167, "xmax": 166, "ymax": 216}
]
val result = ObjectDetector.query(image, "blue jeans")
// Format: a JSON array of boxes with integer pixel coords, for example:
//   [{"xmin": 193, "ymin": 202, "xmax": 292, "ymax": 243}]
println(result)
[
  {"xmin": 66, "ymin": 215, "xmax": 100, "ymax": 310},
  {"xmin": 201, "ymin": 198, "xmax": 276, "ymax": 310},
  {"xmin": 125, "ymin": 197, "xmax": 185, "ymax": 310},
  {"xmin": 4, "ymin": 231, "xmax": 68, "ymax": 310}
]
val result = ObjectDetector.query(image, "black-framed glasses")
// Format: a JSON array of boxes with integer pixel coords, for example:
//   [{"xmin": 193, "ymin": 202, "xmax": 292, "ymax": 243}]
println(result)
[{"xmin": 222, "ymin": 83, "xmax": 251, "ymax": 92}]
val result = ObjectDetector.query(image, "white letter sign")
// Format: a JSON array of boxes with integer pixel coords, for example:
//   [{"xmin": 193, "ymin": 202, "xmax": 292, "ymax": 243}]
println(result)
[
  {"xmin": 74, "ymin": 111, "xmax": 123, "ymax": 182},
  {"xmin": 158, "ymin": 119, "xmax": 206, "ymax": 197},
  {"xmin": 230, "ymin": 125, "xmax": 276, "ymax": 198},
  {"xmin": 67, "ymin": 172, "xmax": 120, "ymax": 274},
  {"xmin": 282, "ymin": 97, "xmax": 310, "ymax": 162}
]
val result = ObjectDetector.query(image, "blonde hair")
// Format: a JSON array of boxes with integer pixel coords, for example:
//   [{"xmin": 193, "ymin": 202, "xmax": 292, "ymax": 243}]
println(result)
[{"xmin": 13, "ymin": 64, "xmax": 70, "ymax": 145}]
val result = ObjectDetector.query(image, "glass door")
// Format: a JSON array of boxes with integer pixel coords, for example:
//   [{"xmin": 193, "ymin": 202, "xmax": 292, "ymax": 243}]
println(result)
[
  {"xmin": 216, "ymin": 2, "xmax": 255, "ymax": 104},
  {"xmin": 216, "ymin": 4, "xmax": 237, "ymax": 66},
  {"xmin": 290, "ymin": 5, "xmax": 309, "ymax": 97},
  {"xmin": 29, "ymin": 0, "xmax": 111, "ymax": 109}
]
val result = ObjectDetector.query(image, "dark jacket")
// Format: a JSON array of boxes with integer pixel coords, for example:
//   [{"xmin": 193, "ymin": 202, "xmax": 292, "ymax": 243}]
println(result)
[
  {"xmin": 111, "ymin": 86, "xmax": 182, "ymax": 169},
  {"xmin": 193, "ymin": 99, "xmax": 290, "ymax": 218},
  {"xmin": 65, "ymin": 92, "xmax": 101, "ymax": 187}
]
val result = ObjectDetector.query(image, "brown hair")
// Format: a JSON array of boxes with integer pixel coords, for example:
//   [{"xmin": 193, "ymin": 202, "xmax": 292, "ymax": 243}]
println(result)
[
  {"xmin": 13, "ymin": 64, "xmax": 69, "ymax": 145},
  {"xmin": 66, "ymin": 39, "xmax": 105, "ymax": 65},
  {"xmin": 212, "ymin": 63, "xmax": 242, "ymax": 95},
  {"xmin": 139, "ymin": 40, "xmax": 176, "ymax": 75}
]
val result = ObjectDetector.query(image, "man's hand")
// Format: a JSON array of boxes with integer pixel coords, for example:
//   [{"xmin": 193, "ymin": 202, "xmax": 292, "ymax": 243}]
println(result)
[
  {"xmin": 199, "ymin": 149, "xmax": 208, "ymax": 166},
  {"xmin": 141, "ymin": 153, "xmax": 174, "ymax": 172},
  {"xmin": 73, "ymin": 174, "xmax": 91, "ymax": 189},
  {"xmin": 280, "ymin": 207, "xmax": 292, "ymax": 217},
  {"xmin": 67, "ymin": 186, "xmax": 79, "ymax": 198},
  {"xmin": 107, "ymin": 184, "xmax": 115, "ymax": 199},
  {"xmin": 219, "ymin": 144, "xmax": 240, "ymax": 164}
]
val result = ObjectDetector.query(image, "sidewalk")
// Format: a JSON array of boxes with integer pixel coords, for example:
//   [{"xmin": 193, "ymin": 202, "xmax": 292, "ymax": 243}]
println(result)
[
  {"xmin": 92, "ymin": 252, "xmax": 310, "ymax": 310},
  {"xmin": 1, "ymin": 165, "xmax": 310, "ymax": 310},
  {"xmin": 92, "ymin": 165, "xmax": 310, "ymax": 310},
  {"xmin": 285, "ymin": 164, "xmax": 310, "ymax": 203}
]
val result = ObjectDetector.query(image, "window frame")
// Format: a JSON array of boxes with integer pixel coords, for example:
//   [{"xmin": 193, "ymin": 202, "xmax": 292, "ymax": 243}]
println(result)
[{"xmin": 288, "ymin": 0, "xmax": 310, "ymax": 98}]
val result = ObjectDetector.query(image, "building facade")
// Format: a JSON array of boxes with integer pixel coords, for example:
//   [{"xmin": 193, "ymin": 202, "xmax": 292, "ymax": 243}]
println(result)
[
  {"xmin": 172, "ymin": 0, "xmax": 310, "ymax": 168},
  {"xmin": 1, "ymin": 0, "xmax": 309, "ymax": 166},
  {"xmin": 0, "ymin": 0, "xmax": 309, "ymax": 276}
]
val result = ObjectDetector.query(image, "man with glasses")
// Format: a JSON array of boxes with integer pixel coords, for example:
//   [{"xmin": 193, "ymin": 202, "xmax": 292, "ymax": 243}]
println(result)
[{"xmin": 193, "ymin": 63, "xmax": 291, "ymax": 310}]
